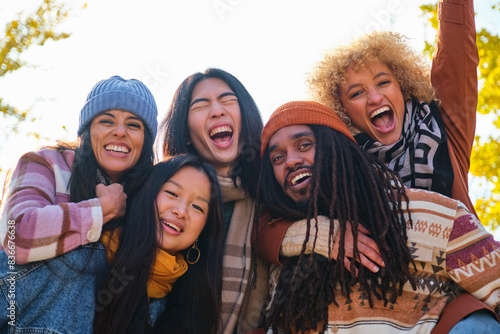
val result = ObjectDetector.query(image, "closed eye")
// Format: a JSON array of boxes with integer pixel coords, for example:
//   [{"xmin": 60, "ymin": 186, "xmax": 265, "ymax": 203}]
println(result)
[
  {"xmin": 221, "ymin": 97, "xmax": 238, "ymax": 104},
  {"xmin": 191, "ymin": 103, "xmax": 209, "ymax": 111}
]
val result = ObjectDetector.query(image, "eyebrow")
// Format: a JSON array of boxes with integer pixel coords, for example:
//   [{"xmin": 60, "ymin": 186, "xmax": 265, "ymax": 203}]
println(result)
[
  {"xmin": 268, "ymin": 131, "xmax": 314, "ymax": 153},
  {"xmin": 98, "ymin": 112, "xmax": 142, "ymax": 122},
  {"xmin": 344, "ymin": 71, "xmax": 392, "ymax": 97},
  {"xmin": 165, "ymin": 180, "xmax": 210, "ymax": 204},
  {"xmin": 189, "ymin": 91, "xmax": 237, "ymax": 108}
]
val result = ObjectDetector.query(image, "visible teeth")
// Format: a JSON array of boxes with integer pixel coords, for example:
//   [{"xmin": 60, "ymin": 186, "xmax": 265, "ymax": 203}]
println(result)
[
  {"xmin": 105, "ymin": 145, "xmax": 130, "ymax": 153},
  {"xmin": 291, "ymin": 172, "xmax": 312, "ymax": 186},
  {"xmin": 370, "ymin": 106, "xmax": 390, "ymax": 119},
  {"xmin": 210, "ymin": 126, "xmax": 233, "ymax": 137},
  {"xmin": 164, "ymin": 221, "xmax": 181, "ymax": 232}
]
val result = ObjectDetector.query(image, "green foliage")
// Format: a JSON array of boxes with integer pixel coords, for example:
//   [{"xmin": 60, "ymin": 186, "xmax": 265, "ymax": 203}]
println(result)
[
  {"xmin": 0, "ymin": 0, "xmax": 72, "ymax": 132},
  {"xmin": 421, "ymin": 2, "xmax": 500, "ymax": 230},
  {"xmin": 419, "ymin": 4, "xmax": 438, "ymax": 59},
  {"xmin": 476, "ymin": 28, "xmax": 500, "ymax": 118}
]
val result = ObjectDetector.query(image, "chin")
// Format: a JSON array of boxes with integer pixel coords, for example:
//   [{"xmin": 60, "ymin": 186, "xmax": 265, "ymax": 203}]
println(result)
[{"xmin": 295, "ymin": 198, "xmax": 309, "ymax": 214}]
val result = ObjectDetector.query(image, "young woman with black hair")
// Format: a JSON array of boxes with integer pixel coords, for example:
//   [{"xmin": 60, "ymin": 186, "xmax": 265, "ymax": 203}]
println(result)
[
  {"xmin": 159, "ymin": 68, "xmax": 269, "ymax": 333},
  {"xmin": 93, "ymin": 154, "xmax": 224, "ymax": 334}
]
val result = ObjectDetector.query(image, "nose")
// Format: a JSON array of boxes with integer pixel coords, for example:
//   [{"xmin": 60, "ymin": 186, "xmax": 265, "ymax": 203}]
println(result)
[
  {"xmin": 367, "ymin": 87, "xmax": 383, "ymax": 105},
  {"xmin": 285, "ymin": 151, "xmax": 303, "ymax": 170},
  {"xmin": 209, "ymin": 101, "xmax": 226, "ymax": 119},
  {"xmin": 172, "ymin": 203, "xmax": 187, "ymax": 219},
  {"xmin": 112, "ymin": 122, "xmax": 127, "ymax": 137}
]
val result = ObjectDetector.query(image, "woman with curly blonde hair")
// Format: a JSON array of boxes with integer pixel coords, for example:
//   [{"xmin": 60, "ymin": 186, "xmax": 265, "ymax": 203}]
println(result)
[
  {"xmin": 309, "ymin": 31, "xmax": 435, "ymax": 135},
  {"xmin": 304, "ymin": 0, "xmax": 500, "ymax": 332},
  {"xmin": 308, "ymin": 0, "xmax": 477, "ymax": 218}
]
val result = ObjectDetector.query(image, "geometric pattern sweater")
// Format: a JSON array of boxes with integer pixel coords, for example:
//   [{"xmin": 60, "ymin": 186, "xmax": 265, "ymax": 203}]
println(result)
[{"xmin": 268, "ymin": 188, "xmax": 500, "ymax": 333}]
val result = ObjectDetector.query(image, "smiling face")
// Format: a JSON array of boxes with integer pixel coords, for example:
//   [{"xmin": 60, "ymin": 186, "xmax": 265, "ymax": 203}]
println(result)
[
  {"xmin": 269, "ymin": 125, "xmax": 316, "ymax": 203},
  {"xmin": 187, "ymin": 78, "xmax": 242, "ymax": 176},
  {"xmin": 156, "ymin": 166, "xmax": 211, "ymax": 255},
  {"xmin": 90, "ymin": 109, "xmax": 145, "ymax": 182},
  {"xmin": 339, "ymin": 62, "xmax": 405, "ymax": 145}
]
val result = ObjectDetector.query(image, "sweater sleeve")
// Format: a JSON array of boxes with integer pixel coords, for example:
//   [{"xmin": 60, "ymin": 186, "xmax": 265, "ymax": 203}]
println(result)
[
  {"xmin": 431, "ymin": 0, "xmax": 478, "ymax": 183},
  {"xmin": 0, "ymin": 149, "xmax": 103, "ymax": 264},
  {"xmin": 255, "ymin": 211, "xmax": 294, "ymax": 265},
  {"xmin": 281, "ymin": 216, "xmax": 338, "ymax": 259},
  {"xmin": 445, "ymin": 210, "xmax": 500, "ymax": 317}
]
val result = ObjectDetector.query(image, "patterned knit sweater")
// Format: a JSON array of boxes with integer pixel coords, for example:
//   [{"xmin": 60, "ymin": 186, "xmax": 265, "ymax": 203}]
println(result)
[
  {"xmin": 0, "ymin": 148, "xmax": 103, "ymax": 264},
  {"xmin": 268, "ymin": 188, "xmax": 500, "ymax": 333}
]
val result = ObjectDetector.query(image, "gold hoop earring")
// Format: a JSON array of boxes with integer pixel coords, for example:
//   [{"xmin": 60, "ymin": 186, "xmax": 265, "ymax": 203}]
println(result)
[{"xmin": 187, "ymin": 238, "xmax": 200, "ymax": 264}]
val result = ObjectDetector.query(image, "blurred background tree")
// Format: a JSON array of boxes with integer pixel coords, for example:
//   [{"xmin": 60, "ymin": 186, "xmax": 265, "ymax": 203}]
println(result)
[
  {"xmin": 0, "ymin": 0, "xmax": 81, "ymax": 165},
  {"xmin": 421, "ymin": 2, "xmax": 500, "ymax": 230}
]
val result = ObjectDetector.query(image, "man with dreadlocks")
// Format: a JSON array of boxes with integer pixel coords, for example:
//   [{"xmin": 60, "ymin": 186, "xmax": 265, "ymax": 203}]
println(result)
[{"xmin": 256, "ymin": 100, "xmax": 500, "ymax": 333}]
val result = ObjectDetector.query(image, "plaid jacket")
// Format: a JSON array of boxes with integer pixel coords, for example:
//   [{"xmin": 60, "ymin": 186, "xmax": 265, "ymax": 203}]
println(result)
[{"xmin": 0, "ymin": 148, "xmax": 103, "ymax": 264}]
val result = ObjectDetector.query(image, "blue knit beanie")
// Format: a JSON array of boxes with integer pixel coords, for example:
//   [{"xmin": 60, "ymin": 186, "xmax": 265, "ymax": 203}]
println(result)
[{"xmin": 78, "ymin": 76, "xmax": 158, "ymax": 140}]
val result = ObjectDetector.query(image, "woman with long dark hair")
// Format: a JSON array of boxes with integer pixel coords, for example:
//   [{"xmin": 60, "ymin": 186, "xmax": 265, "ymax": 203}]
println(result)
[
  {"xmin": 158, "ymin": 68, "xmax": 268, "ymax": 333},
  {"xmin": 93, "ymin": 154, "xmax": 224, "ymax": 334}
]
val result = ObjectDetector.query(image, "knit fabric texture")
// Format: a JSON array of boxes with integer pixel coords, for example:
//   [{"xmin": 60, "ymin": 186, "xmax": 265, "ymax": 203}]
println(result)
[
  {"xmin": 78, "ymin": 75, "xmax": 158, "ymax": 140},
  {"xmin": 261, "ymin": 100, "xmax": 355, "ymax": 157}
]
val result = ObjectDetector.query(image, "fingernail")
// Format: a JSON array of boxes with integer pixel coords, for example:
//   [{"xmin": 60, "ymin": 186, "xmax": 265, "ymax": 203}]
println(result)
[{"xmin": 373, "ymin": 266, "xmax": 379, "ymax": 273}]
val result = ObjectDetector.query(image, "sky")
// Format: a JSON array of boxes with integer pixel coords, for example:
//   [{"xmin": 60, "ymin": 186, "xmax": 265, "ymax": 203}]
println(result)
[{"xmin": 0, "ymin": 0, "xmax": 499, "ymax": 234}]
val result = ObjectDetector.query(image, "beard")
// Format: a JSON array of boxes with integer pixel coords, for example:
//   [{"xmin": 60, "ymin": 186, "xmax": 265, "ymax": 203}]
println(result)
[{"xmin": 294, "ymin": 196, "xmax": 309, "ymax": 215}]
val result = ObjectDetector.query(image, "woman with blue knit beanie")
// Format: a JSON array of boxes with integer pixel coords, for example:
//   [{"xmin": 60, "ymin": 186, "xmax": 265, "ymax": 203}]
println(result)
[{"xmin": 0, "ymin": 75, "xmax": 158, "ymax": 333}]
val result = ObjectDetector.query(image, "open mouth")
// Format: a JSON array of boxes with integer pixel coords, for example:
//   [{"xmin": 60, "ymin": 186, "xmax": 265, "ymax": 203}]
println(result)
[
  {"xmin": 290, "ymin": 172, "xmax": 312, "ymax": 186},
  {"xmin": 105, "ymin": 144, "xmax": 130, "ymax": 154},
  {"xmin": 162, "ymin": 220, "xmax": 183, "ymax": 233},
  {"xmin": 370, "ymin": 106, "xmax": 394, "ymax": 131},
  {"xmin": 209, "ymin": 125, "xmax": 233, "ymax": 145}
]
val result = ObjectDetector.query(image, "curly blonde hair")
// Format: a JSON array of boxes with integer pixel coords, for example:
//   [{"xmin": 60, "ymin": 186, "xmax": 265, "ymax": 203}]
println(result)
[{"xmin": 307, "ymin": 31, "xmax": 436, "ymax": 134}]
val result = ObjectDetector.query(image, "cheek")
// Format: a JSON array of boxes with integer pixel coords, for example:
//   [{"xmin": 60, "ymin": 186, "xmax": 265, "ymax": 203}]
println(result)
[
  {"xmin": 89, "ymin": 131, "xmax": 99, "ymax": 156},
  {"xmin": 233, "ymin": 109, "xmax": 242, "ymax": 132},
  {"xmin": 187, "ymin": 113, "xmax": 203, "ymax": 138},
  {"xmin": 190, "ymin": 217, "xmax": 207, "ymax": 241},
  {"xmin": 273, "ymin": 166, "xmax": 284, "ymax": 185}
]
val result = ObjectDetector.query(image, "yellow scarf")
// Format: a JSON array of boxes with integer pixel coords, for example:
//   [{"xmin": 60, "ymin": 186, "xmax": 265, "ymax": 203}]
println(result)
[{"xmin": 100, "ymin": 229, "xmax": 188, "ymax": 299}]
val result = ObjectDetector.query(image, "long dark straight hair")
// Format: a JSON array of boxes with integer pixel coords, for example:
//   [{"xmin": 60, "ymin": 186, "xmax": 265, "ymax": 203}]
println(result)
[
  {"xmin": 93, "ymin": 154, "xmax": 224, "ymax": 334},
  {"xmin": 158, "ymin": 68, "xmax": 263, "ymax": 198},
  {"xmin": 258, "ymin": 125, "xmax": 415, "ymax": 333}
]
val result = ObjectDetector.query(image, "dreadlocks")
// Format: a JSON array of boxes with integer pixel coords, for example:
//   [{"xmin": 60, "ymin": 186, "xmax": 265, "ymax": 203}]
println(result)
[{"xmin": 258, "ymin": 125, "xmax": 416, "ymax": 333}]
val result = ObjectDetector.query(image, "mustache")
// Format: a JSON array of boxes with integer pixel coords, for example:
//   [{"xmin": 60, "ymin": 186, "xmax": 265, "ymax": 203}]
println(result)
[{"xmin": 283, "ymin": 166, "xmax": 313, "ymax": 190}]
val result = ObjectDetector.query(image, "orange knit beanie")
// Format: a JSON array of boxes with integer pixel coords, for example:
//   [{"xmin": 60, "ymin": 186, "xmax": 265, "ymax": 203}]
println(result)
[{"xmin": 261, "ymin": 101, "xmax": 356, "ymax": 157}]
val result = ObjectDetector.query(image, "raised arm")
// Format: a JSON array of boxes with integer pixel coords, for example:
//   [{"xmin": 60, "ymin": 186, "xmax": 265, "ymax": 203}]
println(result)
[
  {"xmin": 431, "ymin": 0, "xmax": 478, "ymax": 181},
  {"xmin": 0, "ymin": 149, "xmax": 103, "ymax": 264}
]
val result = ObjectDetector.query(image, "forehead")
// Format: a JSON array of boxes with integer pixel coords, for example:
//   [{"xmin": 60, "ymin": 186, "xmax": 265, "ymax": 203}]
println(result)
[
  {"xmin": 169, "ymin": 165, "xmax": 209, "ymax": 183},
  {"xmin": 345, "ymin": 61, "xmax": 393, "ymax": 79},
  {"xmin": 269, "ymin": 124, "xmax": 314, "ymax": 147},
  {"xmin": 191, "ymin": 78, "xmax": 233, "ymax": 98}
]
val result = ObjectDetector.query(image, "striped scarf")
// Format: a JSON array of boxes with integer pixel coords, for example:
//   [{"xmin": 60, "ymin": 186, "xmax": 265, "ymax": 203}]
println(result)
[
  {"xmin": 356, "ymin": 99, "xmax": 454, "ymax": 197},
  {"xmin": 218, "ymin": 176, "xmax": 269, "ymax": 333}
]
